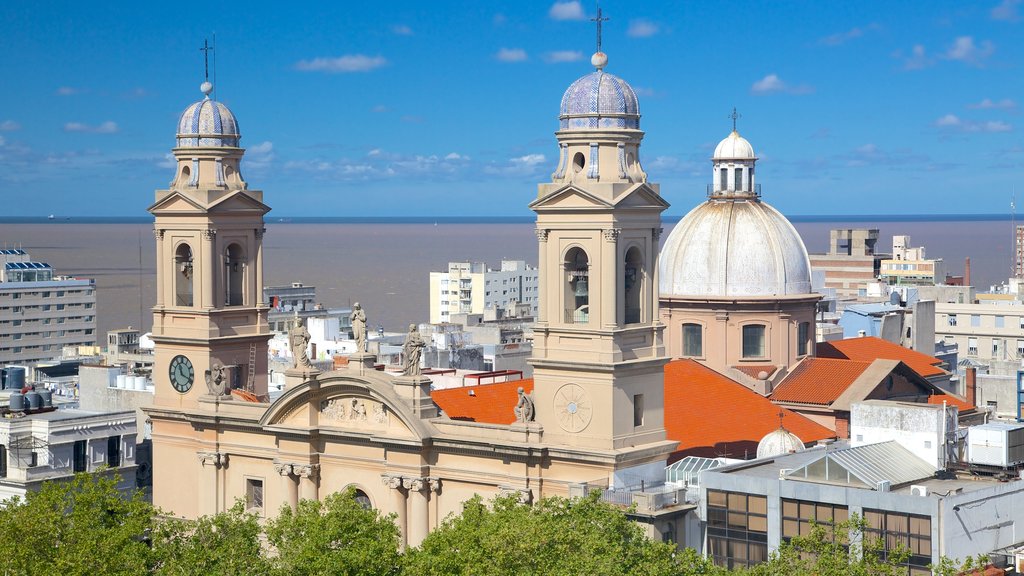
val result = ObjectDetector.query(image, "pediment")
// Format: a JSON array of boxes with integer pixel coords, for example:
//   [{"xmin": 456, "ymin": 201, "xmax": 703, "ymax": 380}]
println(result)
[
  {"xmin": 207, "ymin": 191, "xmax": 271, "ymax": 214},
  {"xmin": 148, "ymin": 191, "xmax": 205, "ymax": 213},
  {"xmin": 529, "ymin": 185, "xmax": 613, "ymax": 211},
  {"xmin": 612, "ymin": 184, "xmax": 671, "ymax": 210}
]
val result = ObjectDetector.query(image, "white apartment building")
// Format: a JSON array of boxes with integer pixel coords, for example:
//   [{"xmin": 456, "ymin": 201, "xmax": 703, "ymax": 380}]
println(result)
[
  {"xmin": 935, "ymin": 301, "xmax": 1024, "ymax": 362},
  {"xmin": 428, "ymin": 260, "xmax": 539, "ymax": 324},
  {"xmin": 880, "ymin": 235, "xmax": 946, "ymax": 286},
  {"xmin": 0, "ymin": 249, "xmax": 97, "ymax": 366}
]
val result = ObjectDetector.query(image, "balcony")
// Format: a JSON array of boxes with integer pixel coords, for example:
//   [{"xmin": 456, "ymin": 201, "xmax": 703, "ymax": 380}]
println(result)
[{"xmin": 564, "ymin": 306, "xmax": 589, "ymax": 324}]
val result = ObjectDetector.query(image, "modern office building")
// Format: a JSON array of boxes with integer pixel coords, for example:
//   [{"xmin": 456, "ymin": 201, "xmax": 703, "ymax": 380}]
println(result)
[
  {"xmin": 880, "ymin": 235, "xmax": 946, "ymax": 287},
  {"xmin": 808, "ymin": 228, "xmax": 884, "ymax": 301},
  {"xmin": 428, "ymin": 260, "xmax": 538, "ymax": 324},
  {"xmin": 0, "ymin": 249, "xmax": 97, "ymax": 365}
]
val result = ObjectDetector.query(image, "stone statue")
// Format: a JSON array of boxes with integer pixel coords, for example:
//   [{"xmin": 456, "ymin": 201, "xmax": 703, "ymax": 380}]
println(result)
[
  {"xmin": 205, "ymin": 362, "xmax": 228, "ymax": 396},
  {"xmin": 401, "ymin": 324, "xmax": 426, "ymax": 376},
  {"xmin": 350, "ymin": 302, "xmax": 367, "ymax": 353},
  {"xmin": 514, "ymin": 386, "xmax": 535, "ymax": 423},
  {"xmin": 290, "ymin": 317, "xmax": 313, "ymax": 369}
]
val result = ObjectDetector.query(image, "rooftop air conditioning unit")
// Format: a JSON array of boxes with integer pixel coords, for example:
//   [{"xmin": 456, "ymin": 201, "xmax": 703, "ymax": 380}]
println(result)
[{"xmin": 910, "ymin": 485, "xmax": 928, "ymax": 497}]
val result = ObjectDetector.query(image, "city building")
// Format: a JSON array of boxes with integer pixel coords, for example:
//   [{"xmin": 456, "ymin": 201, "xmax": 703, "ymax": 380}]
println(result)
[
  {"xmin": 428, "ymin": 260, "xmax": 538, "ymax": 324},
  {"xmin": 144, "ymin": 53, "xmax": 690, "ymax": 548},
  {"xmin": 1016, "ymin": 224, "xmax": 1024, "ymax": 279},
  {"xmin": 880, "ymin": 235, "xmax": 946, "ymax": 287},
  {"xmin": 659, "ymin": 128, "xmax": 819, "ymax": 392},
  {"xmin": 808, "ymin": 228, "xmax": 884, "ymax": 302},
  {"xmin": 0, "ymin": 248, "xmax": 97, "ymax": 365}
]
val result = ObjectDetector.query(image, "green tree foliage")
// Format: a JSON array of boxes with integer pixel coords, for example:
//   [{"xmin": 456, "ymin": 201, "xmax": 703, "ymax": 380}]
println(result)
[
  {"xmin": 265, "ymin": 488, "xmax": 403, "ymax": 576},
  {"xmin": 404, "ymin": 491, "xmax": 689, "ymax": 576},
  {"xmin": 0, "ymin": 472, "xmax": 154, "ymax": 576},
  {"xmin": 152, "ymin": 501, "xmax": 270, "ymax": 576}
]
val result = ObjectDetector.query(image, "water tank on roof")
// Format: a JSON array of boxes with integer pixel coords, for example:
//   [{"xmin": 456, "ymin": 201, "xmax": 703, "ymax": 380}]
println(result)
[
  {"xmin": 116, "ymin": 374, "xmax": 127, "ymax": 389},
  {"xmin": 9, "ymin": 392, "xmax": 25, "ymax": 411},
  {"xmin": 6, "ymin": 367, "xmax": 25, "ymax": 390},
  {"xmin": 24, "ymin": 391, "xmax": 41, "ymax": 410},
  {"xmin": 38, "ymin": 388, "xmax": 52, "ymax": 408}
]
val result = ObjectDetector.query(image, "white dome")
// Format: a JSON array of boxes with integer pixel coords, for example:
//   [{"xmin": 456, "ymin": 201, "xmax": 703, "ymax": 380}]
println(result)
[
  {"xmin": 757, "ymin": 427, "xmax": 805, "ymax": 458},
  {"xmin": 714, "ymin": 130, "xmax": 755, "ymax": 160},
  {"xmin": 659, "ymin": 199, "xmax": 812, "ymax": 297}
]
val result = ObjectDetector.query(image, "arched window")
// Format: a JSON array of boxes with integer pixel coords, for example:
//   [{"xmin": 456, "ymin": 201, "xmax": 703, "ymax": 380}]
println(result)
[
  {"xmin": 225, "ymin": 243, "xmax": 245, "ymax": 306},
  {"xmin": 352, "ymin": 488, "xmax": 372, "ymax": 510},
  {"xmin": 624, "ymin": 247, "xmax": 643, "ymax": 324},
  {"xmin": 742, "ymin": 324, "xmax": 766, "ymax": 358},
  {"xmin": 682, "ymin": 323, "xmax": 703, "ymax": 357},
  {"xmin": 564, "ymin": 247, "xmax": 589, "ymax": 324},
  {"xmin": 719, "ymin": 168, "xmax": 727, "ymax": 190},
  {"xmin": 174, "ymin": 244, "xmax": 194, "ymax": 307}
]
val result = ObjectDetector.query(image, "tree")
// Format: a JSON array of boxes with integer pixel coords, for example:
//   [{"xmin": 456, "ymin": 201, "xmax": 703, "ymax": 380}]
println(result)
[
  {"xmin": 152, "ymin": 501, "xmax": 270, "ymax": 576},
  {"xmin": 404, "ymin": 491, "xmax": 698, "ymax": 576},
  {"xmin": 0, "ymin": 472, "xmax": 155, "ymax": 576},
  {"xmin": 265, "ymin": 488, "xmax": 403, "ymax": 576}
]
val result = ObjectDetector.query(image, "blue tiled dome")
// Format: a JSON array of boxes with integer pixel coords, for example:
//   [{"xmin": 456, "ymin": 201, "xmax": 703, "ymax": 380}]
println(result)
[
  {"xmin": 559, "ymin": 71, "xmax": 640, "ymax": 130},
  {"xmin": 176, "ymin": 84, "xmax": 240, "ymax": 147}
]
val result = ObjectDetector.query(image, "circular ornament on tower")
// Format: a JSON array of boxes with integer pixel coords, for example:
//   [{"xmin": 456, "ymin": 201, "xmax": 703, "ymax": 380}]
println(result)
[
  {"xmin": 169, "ymin": 354, "xmax": 195, "ymax": 393},
  {"xmin": 554, "ymin": 383, "xmax": 592, "ymax": 433}
]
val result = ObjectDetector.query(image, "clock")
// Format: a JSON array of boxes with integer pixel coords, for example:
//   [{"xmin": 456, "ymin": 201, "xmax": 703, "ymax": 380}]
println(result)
[
  {"xmin": 554, "ymin": 383, "xmax": 592, "ymax": 433},
  {"xmin": 169, "ymin": 355, "xmax": 195, "ymax": 393}
]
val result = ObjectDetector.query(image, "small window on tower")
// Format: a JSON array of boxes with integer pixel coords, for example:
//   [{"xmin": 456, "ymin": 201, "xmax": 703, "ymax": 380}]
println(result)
[
  {"xmin": 720, "ymin": 168, "xmax": 727, "ymax": 190},
  {"xmin": 572, "ymin": 152, "xmax": 585, "ymax": 173},
  {"xmin": 633, "ymin": 394, "xmax": 645, "ymax": 427},
  {"xmin": 734, "ymin": 167, "xmax": 743, "ymax": 191}
]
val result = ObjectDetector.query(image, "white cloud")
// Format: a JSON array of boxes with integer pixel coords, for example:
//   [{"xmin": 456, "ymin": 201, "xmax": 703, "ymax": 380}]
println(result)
[
  {"xmin": 56, "ymin": 86, "xmax": 81, "ymax": 96},
  {"xmin": 548, "ymin": 1, "xmax": 585, "ymax": 20},
  {"xmin": 900, "ymin": 44, "xmax": 932, "ymax": 70},
  {"xmin": 391, "ymin": 24, "xmax": 413, "ymax": 35},
  {"xmin": 544, "ymin": 50, "xmax": 583, "ymax": 63},
  {"xmin": 818, "ymin": 23, "xmax": 880, "ymax": 46},
  {"xmin": 968, "ymin": 98, "xmax": 1017, "ymax": 110},
  {"xmin": 751, "ymin": 74, "xmax": 813, "ymax": 95},
  {"xmin": 444, "ymin": 152, "xmax": 470, "ymax": 161},
  {"xmin": 627, "ymin": 19, "xmax": 659, "ymax": 38},
  {"xmin": 484, "ymin": 153, "xmax": 547, "ymax": 176},
  {"xmin": 63, "ymin": 121, "xmax": 119, "ymax": 134},
  {"xmin": 992, "ymin": 0, "xmax": 1021, "ymax": 21},
  {"xmin": 934, "ymin": 113, "xmax": 1012, "ymax": 132},
  {"xmin": 368, "ymin": 148, "xmax": 382, "ymax": 157},
  {"xmin": 945, "ymin": 36, "xmax": 995, "ymax": 66},
  {"xmin": 0, "ymin": 120, "xmax": 20, "ymax": 131},
  {"xmin": 496, "ymin": 48, "xmax": 528, "ymax": 62},
  {"xmin": 295, "ymin": 55, "xmax": 388, "ymax": 73},
  {"xmin": 245, "ymin": 141, "xmax": 274, "ymax": 168}
]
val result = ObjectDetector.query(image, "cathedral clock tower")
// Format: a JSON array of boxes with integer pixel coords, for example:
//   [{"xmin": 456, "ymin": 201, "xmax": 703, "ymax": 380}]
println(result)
[
  {"xmin": 149, "ymin": 79, "xmax": 270, "ymax": 410},
  {"xmin": 530, "ymin": 48, "xmax": 671, "ymax": 451}
]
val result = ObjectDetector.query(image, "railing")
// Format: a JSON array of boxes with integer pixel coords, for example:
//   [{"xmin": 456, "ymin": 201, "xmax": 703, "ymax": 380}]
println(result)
[
  {"xmin": 706, "ymin": 183, "xmax": 761, "ymax": 197},
  {"xmin": 564, "ymin": 307, "xmax": 589, "ymax": 324}
]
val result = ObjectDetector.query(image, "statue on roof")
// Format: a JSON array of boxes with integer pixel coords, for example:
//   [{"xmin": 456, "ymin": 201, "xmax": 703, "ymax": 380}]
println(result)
[
  {"xmin": 514, "ymin": 386, "xmax": 535, "ymax": 423},
  {"xmin": 351, "ymin": 302, "xmax": 367, "ymax": 353},
  {"xmin": 289, "ymin": 316, "xmax": 313, "ymax": 369},
  {"xmin": 402, "ymin": 324, "xmax": 425, "ymax": 376}
]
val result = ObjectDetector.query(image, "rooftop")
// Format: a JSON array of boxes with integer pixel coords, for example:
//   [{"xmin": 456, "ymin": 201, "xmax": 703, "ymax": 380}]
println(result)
[
  {"xmin": 770, "ymin": 357, "xmax": 874, "ymax": 406},
  {"xmin": 432, "ymin": 378, "xmax": 534, "ymax": 425},
  {"xmin": 817, "ymin": 336, "xmax": 947, "ymax": 379}
]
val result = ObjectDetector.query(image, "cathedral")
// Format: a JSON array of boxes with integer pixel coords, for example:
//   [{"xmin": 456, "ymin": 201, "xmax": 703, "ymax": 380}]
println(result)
[{"xmin": 144, "ymin": 49, "xmax": 684, "ymax": 547}]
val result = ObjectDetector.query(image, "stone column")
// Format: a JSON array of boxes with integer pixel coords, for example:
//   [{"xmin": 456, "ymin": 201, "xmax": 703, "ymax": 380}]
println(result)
[
  {"xmin": 201, "ymin": 229, "xmax": 216, "ymax": 309},
  {"xmin": 404, "ymin": 477, "xmax": 430, "ymax": 547},
  {"xmin": 535, "ymin": 229, "xmax": 548, "ymax": 324},
  {"xmin": 253, "ymin": 227, "xmax": 265, "ymax": 307},
  {"xmin": 649, "ymin": 227, "xmax": 662, "ymax": 328},
  {"xmin": 154, "ymin": 229, "xmax": 165, "ymax": 307},
  {"xmin": 296, "ymin": 464, "xmax": 319, "ymax": 502},
  {"xmin": 382, "ymin": 474, "xmax": 409, "ymax": 549},
  {"xmin": 275, "ymin": 461, "xmax": 298, "ymax": 511},
  {"xmin": 197, "ymin": 451, "xmax": 226, "ymax": 514},
  {"xmin": 602, "ymin": 228, "xmax": 620, "ymax": 327}
]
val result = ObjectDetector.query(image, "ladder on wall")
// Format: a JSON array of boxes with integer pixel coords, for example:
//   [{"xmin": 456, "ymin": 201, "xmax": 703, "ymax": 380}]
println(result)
[{"xmin": 247, "ymin": 342, "xmax": 257, "ymax": 392}]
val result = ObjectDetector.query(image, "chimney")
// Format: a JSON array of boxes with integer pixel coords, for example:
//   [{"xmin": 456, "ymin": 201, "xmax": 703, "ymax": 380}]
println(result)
[
  {"xmin": 966, "ymin": 366, "xmax": 976, "ymax": 408},
  {"xmin": 964, "ymin": 257, "xmax": 971, "ymax": 287}
]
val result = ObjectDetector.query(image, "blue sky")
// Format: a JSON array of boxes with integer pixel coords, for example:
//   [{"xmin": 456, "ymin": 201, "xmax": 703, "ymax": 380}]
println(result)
[{"xmin": 1, "ymin": 0, "xmax": 1023, "ymax": 218}]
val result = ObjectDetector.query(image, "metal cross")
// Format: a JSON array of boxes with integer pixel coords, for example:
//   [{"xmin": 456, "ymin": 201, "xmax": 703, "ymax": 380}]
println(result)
[
  {"xmin": 200, "ymin": 39, "xmax": 214, "ymax": 81},
  {"xmin": 590, "ymin": 6, "xmax": 609, "ymax": 53},
  {"xmin": 729, "ymin": 107, "xmax": 742, "ymax": 132},
  {"xmin": 778, "ymin": 409, "xmax": 785, "ymax": 428}
]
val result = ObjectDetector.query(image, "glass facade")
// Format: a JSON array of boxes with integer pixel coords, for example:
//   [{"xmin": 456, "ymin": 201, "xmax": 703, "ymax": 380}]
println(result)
[
  {"xmin": 781, "ymin": 499, "xmax": 848, "ymax": 542},
  {"xmin": 863, "ymin": 509, "xmax": 932, "ymax": 575},
  {"xmin": 707, "ymin": 490, "xmax": 768, "ymax": 569}
]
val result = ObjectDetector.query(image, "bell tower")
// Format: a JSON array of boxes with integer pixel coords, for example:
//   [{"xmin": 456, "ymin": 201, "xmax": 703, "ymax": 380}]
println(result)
[
  {"xmin": 529, "ymin": 48, "xmax": 671, "ymax": 451},
  {"xmin": 149, "ymin": 79, "xmax": 270, "ymax": 410}
]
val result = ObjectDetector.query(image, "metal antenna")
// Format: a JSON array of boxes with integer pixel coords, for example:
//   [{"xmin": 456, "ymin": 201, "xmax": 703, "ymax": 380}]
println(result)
[
  {"xmin": 590, "ymin": 5, "xmax": 609, "ymax": 53},
  {"xmin": 729, "ymin": 107, "xmax": 742, "ymax": 132},
  {"xmin": 200, "ymin": 39, "xmax": 213, "ymax": 81}
]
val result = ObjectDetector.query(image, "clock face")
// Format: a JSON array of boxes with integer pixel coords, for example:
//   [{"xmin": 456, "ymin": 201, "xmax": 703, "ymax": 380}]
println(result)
[
  {"xmin": 554, "ymin": 383, "xmax": 592, "ymax": 433},
  {"xmin": 169, "ymin": 355, "xmax": 195, "ymax": 393}
]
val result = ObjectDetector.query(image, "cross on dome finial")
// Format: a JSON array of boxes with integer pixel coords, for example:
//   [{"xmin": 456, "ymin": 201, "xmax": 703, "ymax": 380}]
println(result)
[
  {"xmin": 729, "ymin": 107, "xmax": 742, "ymax": 132},
  {"xmin": 590, "ymin": 5, "xmax": 610, "ymax": 70},
  {"xmin": 199, "ymin": 39, "xmax": 214, "ymax": 97},
  {"xmin": 777, "ymin": 409, "xmax": 785, "ymax": 429}
]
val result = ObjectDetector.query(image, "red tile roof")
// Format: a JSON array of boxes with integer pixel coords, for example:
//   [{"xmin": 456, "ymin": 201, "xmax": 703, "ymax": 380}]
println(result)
[
  {"xmin": 927, "ymin": 392, "xmax": 974, "ymax": 412},
  {"xmin": 432, "ymin": 379, "xmax": 534, "ymax": 425},
  {"xmin": 664, "ymin": 360, "xmax": 835, "ymax": 460},
  {"xmin": 770, "ymin": 358, "xmax": 873, "ymax": 406},
  {"xmin": 817, "ymin": 336, "xmax": 946, "ymax": 378},
  {"xmin": 732, "ymin": 365, "xmax": 777, "ymax": 379}
]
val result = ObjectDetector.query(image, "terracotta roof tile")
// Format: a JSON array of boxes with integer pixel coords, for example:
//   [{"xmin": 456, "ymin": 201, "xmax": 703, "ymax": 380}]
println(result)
[
  {"xmin": 664, "ymin": 360, "xmax": 835, "ymax": 460},
  {"xmin": 432, "ymin": 379, "xmax": 533, "ymax": 425},
  {"xmin": 927, "ymin": 392, "xmax": 974, "ymax": 412},
  {"xmin": 770, "ymin": 358, "xmax": 873, "ymax": 406},
  {"xmin": 732, "ymin": 365, "xmax": 777, "ymax": 379},
  {"xmin": 817, "ymin": 336, "xmax": 946, "ymax": 378}
]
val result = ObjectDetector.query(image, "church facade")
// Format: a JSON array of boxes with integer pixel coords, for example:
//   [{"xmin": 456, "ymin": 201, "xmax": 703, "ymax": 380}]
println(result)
[{"xmin": 144, "ymin": 53, "xmax": 684, "ymax": 547}]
